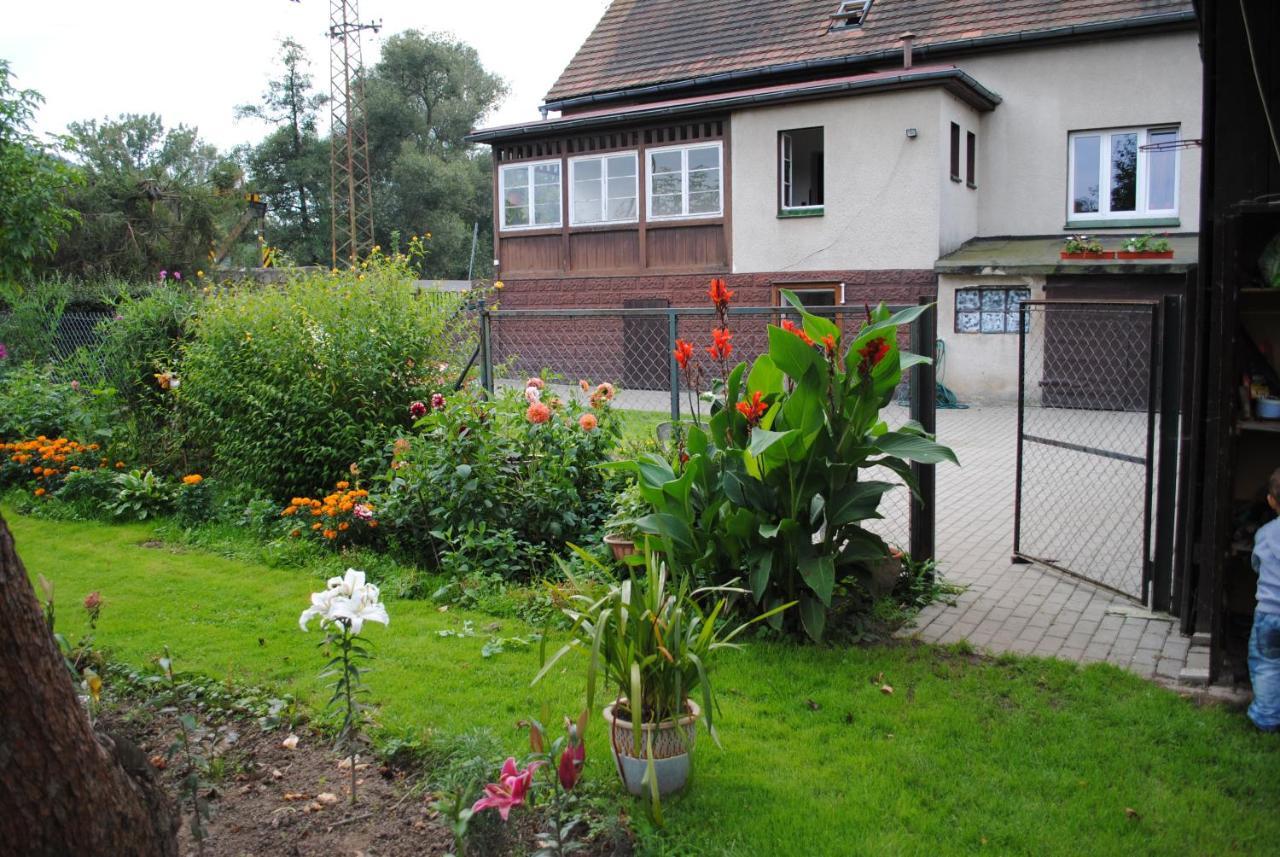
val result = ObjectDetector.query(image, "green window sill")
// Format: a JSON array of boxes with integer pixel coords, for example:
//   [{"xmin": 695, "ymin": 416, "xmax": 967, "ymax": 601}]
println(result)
[
  {"xmin": 1064, "ymin": 217, "xmax": 1181, "ymax": 229},
  {"xmin": 778, "ymin": 207, "xmax": 824, "ymax": 219}
]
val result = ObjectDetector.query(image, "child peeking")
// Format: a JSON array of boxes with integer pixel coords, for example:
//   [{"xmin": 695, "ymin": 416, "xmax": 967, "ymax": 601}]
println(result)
[{"xmin": 1249, "ymin": 467, "xmax": 1280, "ymax": 732}]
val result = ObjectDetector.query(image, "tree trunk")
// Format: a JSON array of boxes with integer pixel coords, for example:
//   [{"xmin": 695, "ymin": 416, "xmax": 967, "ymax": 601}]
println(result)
[{"xmin": 0, "ymin": 512, "xmax": 178, "ymax": 856}]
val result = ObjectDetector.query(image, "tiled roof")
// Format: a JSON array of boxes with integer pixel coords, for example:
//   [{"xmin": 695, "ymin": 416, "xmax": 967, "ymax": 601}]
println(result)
[{"xmin": 546, "ymin": 0, "xmax": 1195, "ymax": 104}]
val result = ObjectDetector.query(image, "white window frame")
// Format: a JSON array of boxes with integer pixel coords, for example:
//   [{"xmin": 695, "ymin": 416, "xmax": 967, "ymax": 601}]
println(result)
[
  {"xmin": 568, "ymin": 151, "xmax": 639, "ymax": 227},
  {"xmin": 779, "ymin": 129, "xmax": 824, "ymax": 212},
  {"xmin": 1066, "ymin": 126, "xmax": 1180, "ymax": 223},
  {"xmin": 646, "ymin": 141, "xmax": 724, "ymax": 222},
  {"xmin": 498, "ymin": 158, "xmax": 562, "ymax": 232}
]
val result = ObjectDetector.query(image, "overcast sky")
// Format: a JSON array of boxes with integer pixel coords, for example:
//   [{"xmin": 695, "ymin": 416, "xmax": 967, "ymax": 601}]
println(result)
[{"xmin": 1, "ymin": 0, "xmax": 610, "ymax": 151}]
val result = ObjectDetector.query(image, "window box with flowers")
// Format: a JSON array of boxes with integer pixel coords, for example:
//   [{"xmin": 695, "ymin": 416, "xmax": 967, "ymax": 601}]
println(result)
[
  {"xmin": 1116, "ymin": 233, "xmax": 1174, "ymax": 260},
  {"xmin": 1060, "ymin": 235, "xmax": 1115, "ymax": 260}
]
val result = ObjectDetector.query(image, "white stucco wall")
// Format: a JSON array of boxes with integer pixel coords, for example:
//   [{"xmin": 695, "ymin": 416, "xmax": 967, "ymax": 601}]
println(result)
[
  {"xmin": 936, "ymin": 273, "xmax": 1046, "ymax": 402},
  {"xmin": 961, "ymin": 30, "xmax": 1202, "ymax": 236},
  {"xmin": 730, "ymin": 89, "xmax": 945, "ymax": 273},
  {"xmin": 939, "ymin": 95, "xmax": 981, "ymax": 256}
]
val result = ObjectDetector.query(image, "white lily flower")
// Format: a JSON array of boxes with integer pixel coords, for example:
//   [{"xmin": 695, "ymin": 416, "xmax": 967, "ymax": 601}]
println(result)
[
  {"xmin": 299, "ymin": 587, "xmax": 341, "ymax": 630},
  {"xmin": 326, "ymin": 568, "xmax": 367, "ymax": 597},
  {"xmin": 329, "ymin": 586, "xmax": 389, "ymax": 635},
  {"xmin": 302, "ymin": 570, "xmax": 379, "ymax": 631}
]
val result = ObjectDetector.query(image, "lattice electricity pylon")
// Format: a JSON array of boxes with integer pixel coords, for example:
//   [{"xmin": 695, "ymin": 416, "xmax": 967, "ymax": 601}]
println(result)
[{"xmin": 328, "ymin": 0, "xmax": 379, "ymax": 268}]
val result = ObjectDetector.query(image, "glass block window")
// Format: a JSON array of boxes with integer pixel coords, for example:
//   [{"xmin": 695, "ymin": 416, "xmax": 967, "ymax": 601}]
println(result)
[{"xmin": 955, "ymin": 287, "xmax": 1031, "ymax": 334}]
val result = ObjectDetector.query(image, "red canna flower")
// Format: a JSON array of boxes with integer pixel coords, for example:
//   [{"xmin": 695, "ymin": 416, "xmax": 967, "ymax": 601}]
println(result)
[
  {"xmin": 707, "ymin": 327, "xmax": 733, "ymax": 361},
  {"xmin": 821, "ymin": 334, "xmax": 837, "ymax": 356},
  {"xmin": 708, "ymin": 277, "xmax": 734, "ymax": 311},
  {"xmin": 735, "ymin": 390, "xmax": 768, "ymax": 425},
  {"xmin": 780, "ymin": 318, "xmax": 814, "ymax": 346},
  {"xmin": 673, "ymin": 338, "xmax": 695, "ymax": 370},
  {"xmin": 857, "ymin": 337, "xmax": 891, "ymax": 373}
]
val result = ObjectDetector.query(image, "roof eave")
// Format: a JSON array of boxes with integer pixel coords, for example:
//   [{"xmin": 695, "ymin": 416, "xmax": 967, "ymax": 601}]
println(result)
[
  {"xmin": 467, "ymin": 68, "xmax": 999, "ymax": 145},
  {"xmin": 542, "ymin": 10, "xmax": 1197, "ymax": 112}
]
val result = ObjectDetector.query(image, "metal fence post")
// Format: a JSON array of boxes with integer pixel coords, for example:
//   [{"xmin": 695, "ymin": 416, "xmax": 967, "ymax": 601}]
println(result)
[
  {"xmin": 479, "ymin": 306, "xmax": 494, "ymax": 396},
  {"xmin": 1151, "ymin": 295, "xmax": 1182, "ymax": 613},
  {"xmin": 909, "ymin": 298, "xmax": 937, "ymax": 563},
  {"xmin": 668, "ymin": 309, "xmax": 680, "ymax": 422},
  {"xmin": 1012, "ymin": 302, "xmax": 1028, "ymax": 563}
]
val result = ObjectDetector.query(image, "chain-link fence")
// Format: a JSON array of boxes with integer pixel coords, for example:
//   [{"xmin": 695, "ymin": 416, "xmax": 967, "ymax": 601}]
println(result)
[
  {"xmin": 481, "ymin": 304, "xmax": 938, "ymax": 554},
  {"xmin": 1014, "ymin": 301, "xmax": 1164, "ymax": 600}
]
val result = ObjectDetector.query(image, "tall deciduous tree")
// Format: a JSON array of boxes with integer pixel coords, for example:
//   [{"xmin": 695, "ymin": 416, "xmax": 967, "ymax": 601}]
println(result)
[
  {"xmin": 364, "ymin": 30, "xmax": 507, "ymax": 278},
  {"xmin": 237, "ymin": 38, "xmax": 330, "ymax": 265},
  {"xmin": 0, "ymin": 60, "xmax": 80, "ymax": 282},
  {"xmin": 0, "ymin": 512, "xmax": 179, "ymax": 855}
]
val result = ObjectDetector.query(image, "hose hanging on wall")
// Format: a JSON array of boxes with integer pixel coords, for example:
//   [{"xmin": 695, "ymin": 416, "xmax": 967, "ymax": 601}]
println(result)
[{"xmin": 935, "ymin": 338, "xmax": 969, "ymax": 409}]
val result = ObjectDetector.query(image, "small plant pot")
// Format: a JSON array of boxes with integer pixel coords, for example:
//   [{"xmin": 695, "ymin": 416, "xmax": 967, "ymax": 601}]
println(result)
[
  {"xmin": 1116, "ymin": 251, "xmax": 1174, "ymax": 259},
  {"xmin": 603, "ymin": 532, "xmax": 637, "ymax": 562},
  {"xmin": 1060, "ymin": 251, "xmax": 1116, "ymax": 260},
  {"xmin": 603, "ymin": 698, "xmax": 700, "ymax": 797}
]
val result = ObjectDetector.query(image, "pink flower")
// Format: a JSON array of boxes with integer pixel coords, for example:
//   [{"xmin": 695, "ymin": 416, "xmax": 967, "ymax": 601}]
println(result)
[
  {"xmin": 83, "ymin": 591, "xmax": 101, "ymax": 612},
  {"xmin": 0, "ymin": 342, "xmax": 8, "ymax": 360},
  {"xmin": 558, "ymin": 732, "xmax": 586, "ymax": 791},
  {"xmin": 70, "ymin": 380, "xmax": 80, "ymax": 391},
  {"xmin": 159, "ymin": 270, "xmax": 167, "ymax": 281},
  {"xmin": 525, "ymin": 377, "xmax": 545, "ymax": 390},
  {"xmin": 472, "ymin": 757, "xmax": 544, "ymax": 821},
  {"xmin": 408, "ymin": 401, "xmax": 427, "ymax": 419},
  {"xmin": 352, "ymin": 503, "xmax": 374, "ymax": 521},
  {"xmin": 430, "ymin": 392, "xmax": 446, "ymax": 410},
  {"xmin": 173, "ymin": 271, "xmax": 182, "ymax": 281},
  {"xmin": 524, "ymin": 385, "xmax": 542, "ymax": 404}
]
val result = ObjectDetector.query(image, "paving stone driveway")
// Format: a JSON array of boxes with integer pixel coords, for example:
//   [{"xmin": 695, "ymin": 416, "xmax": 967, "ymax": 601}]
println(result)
[{"xmin": 899, "ymin": 404, "xmax": 1195, "ymax": 684}]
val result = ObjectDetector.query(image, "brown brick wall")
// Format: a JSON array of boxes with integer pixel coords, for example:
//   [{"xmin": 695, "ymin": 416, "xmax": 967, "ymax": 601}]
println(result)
[{"xmin": 495, "ymin": 269, "xmax": 937, "ymax": 310}]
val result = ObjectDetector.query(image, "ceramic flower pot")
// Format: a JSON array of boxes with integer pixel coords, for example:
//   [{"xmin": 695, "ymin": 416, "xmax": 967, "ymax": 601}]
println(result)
[
  {"xmin": 603, "ymin": 532, "xmax": 637, "ymax": 562},
  {"xmin": 603, "ymin": 698, "xmax": 700, "ymax": 797}
]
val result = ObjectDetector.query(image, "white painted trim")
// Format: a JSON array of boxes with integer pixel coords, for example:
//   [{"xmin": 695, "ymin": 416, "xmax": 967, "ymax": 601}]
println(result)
[
  {"xmin": 568, "ymin": 151, "xmax": 640, "ymax": 227},
  {"xmin": 498, "ymin": 158, "xmax": 562, "ymax": 233},
  {"xmin": 645, "ymin": 140, "xmax": 724, "ymax": 221},
  {"xmin": 1065, "ymin": 126, "xmax": 1179, "ymax": 223}
]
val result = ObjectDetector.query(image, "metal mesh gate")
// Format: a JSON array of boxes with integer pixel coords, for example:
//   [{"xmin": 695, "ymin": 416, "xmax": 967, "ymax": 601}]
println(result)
[
  {"xmin": 1014, "ymin": 300, "xmax": 1162, "ymax": 601},
  {"xmin": 482, "ymin": 304, "xmax": 938, "ymax": 557}
]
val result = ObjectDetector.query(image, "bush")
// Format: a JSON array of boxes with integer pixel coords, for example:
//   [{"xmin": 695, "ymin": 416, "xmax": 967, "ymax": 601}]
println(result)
[
  {"xmin": 373, "ymin": 384, "xmax": 620, "ymax": 578},
  {"xmin": 0, "ymin": 362, "xmax": 116, "ymax": 441},
  {"xmin": 179, "ymin": 256, "xmax": 470, "ymax": 498}
]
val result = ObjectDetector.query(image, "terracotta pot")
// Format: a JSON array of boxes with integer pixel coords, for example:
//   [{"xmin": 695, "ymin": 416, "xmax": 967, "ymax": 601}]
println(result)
[
  {"xmin": 603, "ymin": 532, "xmax": 636, "ymax": 562},
  {"xmin": 1059, "ymin": 251, "xmax": 1116, "ymax": 260},
  {"xmin": 1116, "ymin": 250, "xmax": 1174, "ymax": 259},
  {"xmin": 603, "ymin": 698, "xmax": 700, "ymax": 797}
]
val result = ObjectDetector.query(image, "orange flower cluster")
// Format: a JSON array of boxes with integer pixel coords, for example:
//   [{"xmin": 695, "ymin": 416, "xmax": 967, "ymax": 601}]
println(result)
[
  {"xmin": 588, "ymin": 382, "xmax": 615, "ymax": 409},
  {"xmin": 707, "ymin": 328, "xmax": 733, "ymax": 361},
  {"xmin": 780, "ymin": 319, "xmax": 814, "ymax": 346},
  {"xmin": 736, "ymin": 390, "xmax": 768, "ymax": 425},
  {"xmin": 673, "ymin": 339, "xmax": 694, "ymax": 370},
  {"xmin": 708, "ymin": 277, "xmax": 734, "ymax": 312},
  {"xmin": 182, "ymin": 474, "xmax": 204, "ymax": 486},
  {"xmin": 281, "ymin": 482, "xmax": 377, "ymax": 543},
  {"xmin": 2, "ymin": 437, "xmax": 106, "ymax": 497}
]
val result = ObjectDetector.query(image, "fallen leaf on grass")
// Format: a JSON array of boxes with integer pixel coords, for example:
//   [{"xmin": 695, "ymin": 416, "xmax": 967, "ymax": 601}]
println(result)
[
  {"xmin": 315, "ymin": 792, "xmax": 339, "ymax": 805},
  {"xmin": 805, "ymin": 699, "xmax": 821, "ymax": 711},
  {"xmin": 282, "ymin": 792, "xmax": 310, "ymax": 801},
  {"xmin": 149, "ymin": 754, "xmax": 167, "ymax": 770},
  {"xmin": 337, "ymin": 756, "xmax": 369, "ymax": 770},
  {"xmin": 1124, "ymin": 808, "xmax": 1141, "ymax": 820},
  {"xmin": 281, "ymin": 734, "xmax": 299, "ymax": 750},
  {"xmin": 271, "ymin": 768, "xmax": 284, "ymax": 781},
  {"xmin": 880, "ymin": 684, "xmax": 894, "ymax": 695}
]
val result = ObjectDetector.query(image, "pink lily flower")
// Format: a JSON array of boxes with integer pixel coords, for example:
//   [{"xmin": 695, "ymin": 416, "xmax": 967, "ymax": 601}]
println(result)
[
  {"xmin": 471, "ymin": 757, "xmax": 544, "ymax": 821},
  {"xmin": 558, "ymin": 735, "xmax": 585, "ymax": 791}
]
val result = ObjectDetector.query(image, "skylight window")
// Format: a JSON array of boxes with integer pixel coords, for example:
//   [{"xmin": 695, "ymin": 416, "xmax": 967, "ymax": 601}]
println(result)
[{"xmin": 830, "ymin": 0, "xmax": 871, "ymax": 29}]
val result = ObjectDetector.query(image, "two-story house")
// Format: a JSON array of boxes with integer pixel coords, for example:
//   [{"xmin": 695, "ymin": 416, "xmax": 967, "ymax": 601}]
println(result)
[{"xmin": 467, "ymin": 0, "xmax": 1201, "ymax": 400}]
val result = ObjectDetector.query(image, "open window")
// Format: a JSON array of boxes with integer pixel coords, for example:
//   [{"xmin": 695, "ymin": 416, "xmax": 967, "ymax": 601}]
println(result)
[
  {"xmin": 829, "ymin": 0, "xmax": 871, "ymax": 30},
  {"xmin": 779, "ymin": 128, "xmax": 824, "ymax": 215}
]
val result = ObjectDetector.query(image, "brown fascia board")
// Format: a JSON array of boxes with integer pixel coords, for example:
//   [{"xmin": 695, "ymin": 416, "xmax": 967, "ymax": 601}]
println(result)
[
  {"xmin": 542, "ymin": 10, "xmax": 1197, "ymax": 112},
  {"xmin": 466, "ymin": 67, "xmax": 999, "ymax": 145}
]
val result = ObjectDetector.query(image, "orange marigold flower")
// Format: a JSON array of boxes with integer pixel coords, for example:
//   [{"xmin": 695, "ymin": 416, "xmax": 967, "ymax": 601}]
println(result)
[
  {"xmin": 780, "ymin": 319, "xmax": 814, "ymax": 346},
  {"xmin": 312, "ymin": 522, "xmax": 322, "ymax": 530},
  {"xmin": 311, "ymin": 508, "xmax": 324, "ymax": 517},
  {"xmin": 182, "ymin": 474, "xmax": 203, "ymax": 485},
  {"xmin": 707, "ymin": 327, "xmax": 734, "ymax": 361},
  {"xmin": 579, "ymin": 413, "xmax": 599, "ymax": 432},
  {"xmin": 34, "ymin": 488, "xmax": 46, "ymax": 497},
  {"xmin": 336, "ymin": 480, "xmax": 350, "ymax": 490},
  {"xmin": 368, "ymin": 520, "xmax": 378, "ymax": 529},
  {"xmin": 115, "ymin": 461, "xmax": 125, "ymax": 469},
  {"xmin": 527, "ymin": 402, "xmax": 552, "ymax": 424},
  {"xmin": 323, "ymin": 529, "xmax": 337, "ymax": 540},
  {"xmin": 338, "ymin": 522, "xmax": 350, "ymax": 531},
  {"xmin": 708, "ymin": 277, "xmax": 734, "ymax": 311},
  {"xmin": 673, "ymin": 339, "xmax": 695, "ymax": 370},
  {"xmin": 290, "ymin": 529, "xmax": 302, "ymax": 538}
]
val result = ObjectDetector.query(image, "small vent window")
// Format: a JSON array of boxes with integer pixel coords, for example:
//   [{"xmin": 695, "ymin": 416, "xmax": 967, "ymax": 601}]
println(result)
[{"xmin": 830, "ymin": 0, "xmax": 871, "ymax": 30}]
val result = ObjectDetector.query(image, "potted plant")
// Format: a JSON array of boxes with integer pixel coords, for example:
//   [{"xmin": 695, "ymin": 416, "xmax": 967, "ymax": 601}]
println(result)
[
  {"xmin": 1060, "ymin": 234, "xmax": 1115, "ymax": 260},
  {"xmin": 1117, "ymin": 232, "xmax": 1174, "ymax": 259},
  {"xmin": 534, "ymin": 545, "xmax": 791, "ymax": 799},
  {"xmin": 602, "ymin": 481, "xmax": 647, "ymax": 561}
]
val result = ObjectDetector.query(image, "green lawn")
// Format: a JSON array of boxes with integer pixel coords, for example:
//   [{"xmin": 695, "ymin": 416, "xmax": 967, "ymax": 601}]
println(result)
[{"xmin": 9, "ymin": 507, "xmax": 1279, "ymax": 856}]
